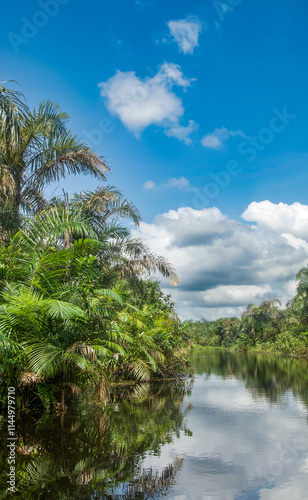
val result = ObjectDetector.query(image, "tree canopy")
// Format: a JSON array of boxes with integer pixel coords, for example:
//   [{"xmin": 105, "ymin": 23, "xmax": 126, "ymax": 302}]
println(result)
[{"xmin": 0, "ymin": 84, "xmax": 187, "ymax": 411}]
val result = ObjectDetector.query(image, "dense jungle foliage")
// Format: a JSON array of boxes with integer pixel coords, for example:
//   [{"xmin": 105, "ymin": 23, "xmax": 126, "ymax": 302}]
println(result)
[
  {"xmin": 0, "ymin": 84, "xmax": 189, "ymax": 411},
  {"xmin": 184, "ymin": 282, "xmax": 308, "ymax": 356}
]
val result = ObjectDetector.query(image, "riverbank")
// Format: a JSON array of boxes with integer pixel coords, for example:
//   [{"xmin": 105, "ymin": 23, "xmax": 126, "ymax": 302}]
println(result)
[
  {"xmin": 183, "ymin": 310, "xmax": 308, "ymax": 359},
  {"xmin": 190, "ymin": 342, "xmax": 308, "ymax": 359}
]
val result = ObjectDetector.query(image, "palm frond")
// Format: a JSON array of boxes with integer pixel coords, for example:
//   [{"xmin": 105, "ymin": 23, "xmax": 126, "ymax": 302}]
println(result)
[
  {"xmin": 40, "ymin": 299, "xmax": 86, "ymax": 321},
  {"xmin": 0, "ymin": 83, "xmax": 28, "ymax": 152},
  {"xmin": 94, "ymin": 288, "xmax": 123, "ymax": 304},
  {"xmin": 0, "ymin": 328, "xmax": 23, "ymax": 354},
  {"xmin": 23, "ymin": 133, "xmax": 110, "ymax": 189},
  {"xmin": 129, "ymin": 359, "xmax": 151, "ymax": 381},
  {"xmin": 71, "ymin": 185, "xmax": 142, "ymax": 225}
]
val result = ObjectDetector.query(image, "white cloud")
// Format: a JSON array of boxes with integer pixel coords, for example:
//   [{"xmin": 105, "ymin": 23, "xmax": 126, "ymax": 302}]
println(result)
[
  {"xmin": 133, "ymin": 203, "xmax": 308, "ymax": 320},
  {"xmin": 201, "ymin": 127, "xmax": 245, "ymax": 149},
  {"xmin": 165, "ymin": 177, "xmax": 191, "ymax": 189},
  {"xmin": 242, "ymin": 201, "xmax": 308, "ymax": 240},
  {"xmin": 283, "ymin": 279, "xmax": 297, "ymax": 297},
  {"xmin": 165, "ymin": 119, "xmax": 198, "ymax": 144},
  {"xmin": 280, "ymin": 279, "xmax": 298, "ymax": 307},
  {"xmin": 143, "ymin": 176, "xmax": 194, "ymax": 191},
  {"xmin": 150, "ymin": 62, "xmax": 192, "ymax": 88},
  {"xmin": 281, "ymin": 233, "xmax": 308, "ymax": 252},
  {"xmin": 201, "ymin": 132, "xmax": 223, "ymax": 149},
  {"xmin": 143, "ymin": 180, "xmax": 155, "ymax": 190},
  {"xmin": 99, "ymin": 63, "xmax": 193, "ymax": 137},
  {"xmin": 167, "ymin": 17, "xmax": 203, "ymax": 54},
  {"xmin": 200, "ymin": 285, "xmax": 273, "ymax": 307}
]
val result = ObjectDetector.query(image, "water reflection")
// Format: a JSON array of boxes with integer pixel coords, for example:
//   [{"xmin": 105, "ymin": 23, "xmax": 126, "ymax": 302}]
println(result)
[
  {"xmin": 1, "ymin": 351, "xmax": 308, "ymax": 499},
  {"xmin": 106, "ymin": 458, "xmax": 184, "ymax": 499},
  {"xmin": 192, "ymin": 349, "xmax": 308, "ymax": 409},
  {"xmin": 160, "ymin": 350, "xmax": 308, "ymax": 499},
  {"xmin": 0, "ymin": 380, "xmax": 192, "ymax": 499}
]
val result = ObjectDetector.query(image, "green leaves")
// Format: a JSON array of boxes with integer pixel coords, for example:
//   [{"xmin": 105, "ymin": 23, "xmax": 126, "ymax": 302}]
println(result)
[
  {"xmin": 25, "ymin": 341, "xmax": 93, "ymax": 378},
  {"xmin": 0, "ymin": 82, "xmax": 28, "ymax": 154},
  {"xmin": 0, "ymin": 194, "xmax": 183, "ymax": 407},
  {"xmin": 0, "ymin": 328, "xmax": 23, "ymax": 354},
  {"xmin": 25, "ymin": 132, "xmax": 109, "ymax": 189},
  {"xmin": 0, "ymin": 84, "xmax": 110, "ymax": 225},
  {"xmin": 39, "ymin": 299, "xmax": 86, "ymax": 322},
  {"xmin": 0, "ymin": 85, "xmax": 183, "ymax": 409}
]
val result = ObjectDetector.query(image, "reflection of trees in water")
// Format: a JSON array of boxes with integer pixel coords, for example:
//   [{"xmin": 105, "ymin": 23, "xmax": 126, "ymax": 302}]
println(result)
[
  {"xmin": 192, "ymin": 349, "xmax": 308, "ymax": 408},
  {"xmin": 103, "ymin": 457, "xmax": 183, "ymax": 499},
  {"xmin": 0, "ymin": 380, "xmax": 192, "ymax": 499}
]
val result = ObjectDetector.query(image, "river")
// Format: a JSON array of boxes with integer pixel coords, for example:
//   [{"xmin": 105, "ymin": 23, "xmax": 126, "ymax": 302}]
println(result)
[{"xmin": 1, "ymin": 349, "xmax": 308, "ymax": 499}]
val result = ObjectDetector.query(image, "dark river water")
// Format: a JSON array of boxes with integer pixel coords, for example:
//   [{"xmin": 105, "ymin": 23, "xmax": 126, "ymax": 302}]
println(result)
[{"xmin": 1, "ymin": 350, "xmax": 308, "ymax": 499}]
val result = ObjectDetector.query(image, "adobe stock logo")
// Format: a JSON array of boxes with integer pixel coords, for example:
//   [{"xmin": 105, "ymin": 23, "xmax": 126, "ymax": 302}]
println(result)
[
  {"xmin": 192, "ymin": 161, "xmax": 241, "ymax": 209},
  {"xmin": 7, "ymin": 0, "xmax": 70, "ymax": 54},
  {"xmin": 81, "ymin": 119, "xmax": 115, "ymax": 149},
  {"xmin": 193, "ymin": 106, "xmax": 296, "ymax": 210},
  {"xmin": 238, "ymin": 107, "xmax": 296, "ymax": 161}
]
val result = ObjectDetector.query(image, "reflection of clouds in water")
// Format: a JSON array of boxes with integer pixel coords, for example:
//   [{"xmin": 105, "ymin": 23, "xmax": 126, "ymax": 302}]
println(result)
[
  {"xmin": 279, "ymin": 390, "xmax": 308, "ymax": 418},
  {"xmin": 260, "ymin": 470, "xmax": 308, "ymax": 500},
  {"xmin": 142, "ymin": 375, "xmax": 308, "ymax": 500},
  {"xmin": 197, "ymin": 376, "xmax": 270, "ymax": 414}
]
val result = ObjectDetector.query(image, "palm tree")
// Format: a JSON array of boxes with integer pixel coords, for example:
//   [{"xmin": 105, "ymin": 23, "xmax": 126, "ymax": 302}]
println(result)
[
  {"xmin": 40, "ymin": 188, "xmax": 179, "ymax": 285},
  {"xmin": 69, "ymin": 185, "xmax": 142, "ymax": 228},
  {"xmin": 0, "ymin": 202, "xmax": 179, "ymax": 407},
  {"xmin": 0, "ymin": 83, "xmax": 109, "ymax": 235},
  {"xmin": 292, "ymin": 267, "xmax": 308, "ymax": 324},
  {"xmin": 0, "ymin": 85, "xmax": 183, "ymax": 409}
]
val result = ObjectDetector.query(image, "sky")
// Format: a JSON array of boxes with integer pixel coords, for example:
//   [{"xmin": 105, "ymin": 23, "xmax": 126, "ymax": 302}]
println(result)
[{"xmin": 1, "ymin": 0, "xmax": 308, "ymax": 319}]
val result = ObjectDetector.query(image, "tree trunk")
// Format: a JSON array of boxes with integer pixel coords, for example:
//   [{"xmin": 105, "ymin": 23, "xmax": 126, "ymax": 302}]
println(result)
[{"xmin": 64, "ymin": 230, "xmax": 70, "ymax": 249}]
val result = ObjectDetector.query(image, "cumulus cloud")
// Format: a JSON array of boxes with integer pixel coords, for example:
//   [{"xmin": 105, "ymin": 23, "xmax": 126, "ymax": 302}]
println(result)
[
  {"xmin": 200, "ymin": 285, "xmax": 273, "ymax": 307},
  {"xmin": 201, "ymin": 127, "xmax": 245, "ymax": 149},
  {"xmin": 281, "ymin": 233, "xmax": 308, "ymax": 252},
  {"xmin": 132, "ymin": 202, "xmax": 308, "ymax": 320},
  {"xmin": 99, "ymin": 63, "xmax": 193, "ymax": 137},
  {"xmin": 167, "ymin": 17, "xmax": 203, "ymax": 54},
  {"xmin": 165, "ymin": 119, "xmax": 198, "ymax": 144},
  {"xmin": 242, "ymin": 201, "xmax": 308, "ymax": 240}
]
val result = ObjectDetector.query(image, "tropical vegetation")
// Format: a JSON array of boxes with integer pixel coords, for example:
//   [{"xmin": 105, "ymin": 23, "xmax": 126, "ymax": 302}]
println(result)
[
  {"xmin": 184, "ymin": 274, "xmax": 308, "ymax": 357},
  {"xmin": 0, "ymin": 83, "xmax": 188, "ymax": 411}
]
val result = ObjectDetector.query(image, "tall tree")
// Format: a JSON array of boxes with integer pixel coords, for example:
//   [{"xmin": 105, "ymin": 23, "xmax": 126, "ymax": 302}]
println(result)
[{"xmin": 0, "ymin": 83, "xmax": 109, "ymax": 236}]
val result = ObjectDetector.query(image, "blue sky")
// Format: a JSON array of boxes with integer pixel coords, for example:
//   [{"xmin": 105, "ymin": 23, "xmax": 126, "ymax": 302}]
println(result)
[{"xmin": 1, "ymin": 0, "xmax": 308, "ymax": 319}]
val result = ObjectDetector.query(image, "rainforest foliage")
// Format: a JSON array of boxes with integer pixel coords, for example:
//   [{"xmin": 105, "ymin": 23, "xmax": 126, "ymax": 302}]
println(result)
[
  {"xmin": 0, "ymin": 84, "xmax": 188, "ymax": 411},
  {"xmin": 184, "ymin": 281, "xmax": 308, "ymax": 356}
]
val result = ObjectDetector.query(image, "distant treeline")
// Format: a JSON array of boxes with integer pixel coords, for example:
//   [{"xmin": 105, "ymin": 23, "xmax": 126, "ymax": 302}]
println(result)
[{"xmin": 183, "ymin": 272, "xmax": 308, "ymax": 357}]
